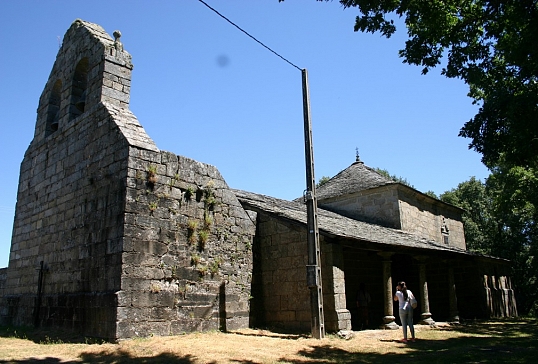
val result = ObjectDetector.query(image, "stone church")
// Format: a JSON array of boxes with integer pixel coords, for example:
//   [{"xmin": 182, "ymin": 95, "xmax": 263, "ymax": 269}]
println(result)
[{"xmin": 0, "ymin": 20, "xmax": 517, "ymax": 340}]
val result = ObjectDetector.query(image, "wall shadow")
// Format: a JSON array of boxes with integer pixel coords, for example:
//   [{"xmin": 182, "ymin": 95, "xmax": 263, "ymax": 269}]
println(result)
[
  {"xmin": 0, "ymin": 326, "xmax": 106, "ymax": 344},
  {"xmin": 2, "ymin": 319, "xmax": 536, "ymax": 363},
  {"xmin": 278, "ymin": 319, "xmax": 537, "ymax": 363},
  {"xmin": 4, "ymin": 351, "xmax": 198, "ymax": 364}
]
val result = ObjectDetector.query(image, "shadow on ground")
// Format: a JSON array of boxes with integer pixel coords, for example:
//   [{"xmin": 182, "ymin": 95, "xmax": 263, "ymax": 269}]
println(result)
[
  {"xmin": 2, "ymin": 352, "xmax": 198, "ymax": 364},
  {"xmin": 276, "ymin": 318, "xmax": 537, "ymax": 364},
  {"xmin": 1, "ymin": 318, "xmax": 536, "ymax": 363}
]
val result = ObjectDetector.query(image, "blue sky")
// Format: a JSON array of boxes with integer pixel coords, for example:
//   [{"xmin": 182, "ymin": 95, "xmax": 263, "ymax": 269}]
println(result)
[{"xmin": 0, "ymin": 0, "xmax": 489, "ymax": 268}]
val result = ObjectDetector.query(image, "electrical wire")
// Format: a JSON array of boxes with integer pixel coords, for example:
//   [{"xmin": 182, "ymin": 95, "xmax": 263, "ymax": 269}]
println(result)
[{"xmin": 197, "ymin": 0, "xmax": 302, "ymax": 71}]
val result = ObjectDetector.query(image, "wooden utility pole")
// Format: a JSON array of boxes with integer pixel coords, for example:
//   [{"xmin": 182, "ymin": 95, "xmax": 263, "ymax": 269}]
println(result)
[{"xmin": 302, "ymin": 69, "xmax": 325, "ymax": 339}]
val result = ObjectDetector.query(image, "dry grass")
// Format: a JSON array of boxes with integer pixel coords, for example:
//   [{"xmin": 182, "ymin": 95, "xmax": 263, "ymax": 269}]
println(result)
[{"xmin": 0, "ymin": 319, "xmax": 536, "ymax": 363}]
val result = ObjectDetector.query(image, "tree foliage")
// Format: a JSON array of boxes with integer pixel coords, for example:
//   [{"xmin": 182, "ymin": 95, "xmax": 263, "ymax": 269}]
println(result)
[
  {"xmin": 285, "ymin": 0, "xmax": 538, "ymax": 314},
  {"xmin": 424, "ymin": 190, "xmax": 438, "ymax": 199},
  {"xmin": 317, "ymin": 175, "xmax": 331, "ymax": 187},
  {"xmin": 374, "ymin": 167, "xmax": 414, "ymax": 188},
  {"xmin": 441, "ymin": 173, "xmax": 537, "ymax": 315},
  {"xmin": 487, "ymin": 163, "xmax": 537, "ymax": 314},
  {"xmin": 338, "ymin": 0, "xmax": 538, "ymax": 170},
  {"xmin": 440, "ymin": 177, "xmax": 494, "ymax": 254},
  {"xmin": 329, "ymin": 0, "xmax": 538, "ymax": 315}
]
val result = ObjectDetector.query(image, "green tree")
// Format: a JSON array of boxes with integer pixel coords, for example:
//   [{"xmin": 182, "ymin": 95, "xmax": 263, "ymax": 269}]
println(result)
[
  {"xmin": 424, "ymin": 190, "xmax": 438, "ymax": 199},
  {"xmin": 317, "ymin": 176, "xmax": 331, "ymax": 188},
  {"xmin": 374, "ymin": 167, "xmax": 414, "ymax": 188},
  {"xmin": 441, "ymin": 173, "xmax": 538, "ymax": 315},
  {"xmin": 337, "ymin": 0, "xmax": 538, "ymax": 170},
  {"xmin": 315, "ymin": 0, "xmax": 538, "ymax": 315},
  {"xmin": 486, "ymin": 163, "xmax": 538, "ymax": 315},
  {"xmin": 440, "ymin": 177, "xmax": 495, "ymax": 254}
]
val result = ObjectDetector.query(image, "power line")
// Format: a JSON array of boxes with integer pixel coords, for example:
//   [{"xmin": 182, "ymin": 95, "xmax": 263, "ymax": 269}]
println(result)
[{"xmin": 197, "ymin": 0, "xmax": 302, "ymax": 71}]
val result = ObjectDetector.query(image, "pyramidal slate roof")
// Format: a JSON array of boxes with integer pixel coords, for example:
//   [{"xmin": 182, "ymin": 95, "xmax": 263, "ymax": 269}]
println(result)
[
  {"xmin": 234, "ymin": 189, "xmax": 472, "ymax": 256},
  {"xmin": 316, "ymin": 159, "xmax": 395, "ymax": 201}
]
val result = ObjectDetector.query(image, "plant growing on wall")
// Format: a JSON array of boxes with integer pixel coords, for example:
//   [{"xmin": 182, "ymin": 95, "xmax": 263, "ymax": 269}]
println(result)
[
  {"xmin": 205, "ymin": 195, "xmax": 218, "ymax": 210},
  {"xmin": 191, "ymin": 252, "xmax": 201, "ymax": 266},
  {"xmin": 167, "ymin": 178, "xmax": 176, "ymax": 189},
  {"xmin": 178, "ymin": 284, "xmax": 187, "ymax": 300},
  {"xmin": 171, "ymin": 265, "xmax": 179, "ymax": 280},
  {"xmin": 187, "ymin": 219, "xmax": 198, "ymax": 244},
  {"xmin": 184, "ymin": 186, "xmax": 195, "ymax": 201},
  {"xmin": 148, "ymin": 201, "xmax": 158, "ymax": 212},
  {"xmin": 168, "ymin": 207, "xmax": 178, "ymax": 215},
  {"xmin": 209, "ymin": 257, "xmax": 222, "ymax": 277},
  {"xmin": 205, "ymin": 180, "xmax": 215, "ymax": 192},
  {"xmin": 167, "ymin": 173, "xmax": 180, "ymax": 190},
  {"xmin": 203, "ymin": 212, "xmax": 213, "ymax": 229},
  {"xmin": 147, "ymin": 164, "xmax": 158, "ymax": 184},
  {"xmin": 203, "ymin": 180, "xmax": 218, "ymax": 210},
  {"xmin": 198, "ymin": 264, "xmax": 208, "ymax": 277},
  {"xmin": 198, "ymin": 229, "xmax": 209, "ymax": 250},
  {"xmin": 187, "ymin": 219, "xmax": 198, "ymax": 230}
]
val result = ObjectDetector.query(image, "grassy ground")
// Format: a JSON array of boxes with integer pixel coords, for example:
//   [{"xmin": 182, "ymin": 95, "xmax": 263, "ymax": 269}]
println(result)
[{"xmin": 0, "ymin": 318, "xmax": 536, "ymax": 363}]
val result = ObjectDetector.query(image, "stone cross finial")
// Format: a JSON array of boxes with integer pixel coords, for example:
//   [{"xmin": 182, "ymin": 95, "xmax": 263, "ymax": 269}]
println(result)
[{"xmin": 113, "ymin": 30, "xmax": 123, "ymax": 52}]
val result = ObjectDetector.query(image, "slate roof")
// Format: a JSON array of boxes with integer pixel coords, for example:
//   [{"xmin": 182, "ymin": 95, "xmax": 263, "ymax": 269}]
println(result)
[
  {"xmin": 234, "ymin": 189, "xmax": 475, "ymax": 257},
  {"xmin": 315, "ymin": 160, "xmax": 395, "ymax": 201}
]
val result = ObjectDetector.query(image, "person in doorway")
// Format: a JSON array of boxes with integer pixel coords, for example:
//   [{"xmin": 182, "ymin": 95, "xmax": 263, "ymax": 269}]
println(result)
[
  {"xmin": 394, "ymin": 281, "xmax": 416, "ymax": 343},
  {"xmin": 356, "ymin": 282, "xmax": 371, "ymax": 330}
]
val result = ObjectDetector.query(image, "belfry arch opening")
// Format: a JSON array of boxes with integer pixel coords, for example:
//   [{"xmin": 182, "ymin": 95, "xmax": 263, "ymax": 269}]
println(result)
[
  {"xmin": 45, "ymin": 79, "xmax": 62, "ymax": 137},
  {"xmin": 69, "ymin": 58, "xmax": 89, "ymax": 121}
]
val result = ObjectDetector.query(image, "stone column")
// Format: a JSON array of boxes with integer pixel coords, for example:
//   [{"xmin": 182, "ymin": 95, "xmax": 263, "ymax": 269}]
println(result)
[
  {"xmin": 379, "ymin": 252, "xmax": 398, "ymax": 329},
  {"xmin": 322, "ymin": 242, "xmax": 351, "ymax": 331},
  {"xmin": 491, "ymin": 275, "xmax": 500, "ymax": 316},
  {"xmin": 447, "ymin": 265, "xmax": 460, "ymax": 323},
  {"xmin": 506, "ymin": 276, "xmax": 518, "ymax": 317},
  {"xmin": 482, "ymin": 274, "xmax": 493, "ymax": 317},
  {"xmin": 417, "ymin": 256, "xmax": 435, "ymax": 325},
  {"xmin": 499, "ymin": 276, "xmax": 510, "ymax": 317}
]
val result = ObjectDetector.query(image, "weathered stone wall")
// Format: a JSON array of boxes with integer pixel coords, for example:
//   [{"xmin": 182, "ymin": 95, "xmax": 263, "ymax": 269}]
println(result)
[
  {"xmin": 397, "ymin": 187, "xmax": 466, "ymax": 249},
  {"xmin": 319, "ymin": 185, "xmax": 401, "ymax": 229},
  {"xmin": 1, "ymin": 19, "xmax": 256, "ymax": 340},
  {"xmin": 322, "ymin": 242, "xmax": 351, "ymax": 331},
  {"xmin": 117, "ymin": 149, "xmax": 255, "ymax": 337},
  {"xmin": 0, "ymin": 102, "xmax": 129, "ymax": 337},
  {"xmin": 249, "ymin": 213, "xmax": 310, "ymax": 331},
  {"xmin": 247, "ymin": 211, "xmax": 349, "ymax": 332},
  {"xmin": 319, "ymin": 185, "xmax": 465, "ymax": 249},
  {"xmin": 0, "ymin": 20, "xmax": 135, "ymax": 338},
  {"xmin": 0, "ymin": 268, "xmax": 6, "ymax": 298}
]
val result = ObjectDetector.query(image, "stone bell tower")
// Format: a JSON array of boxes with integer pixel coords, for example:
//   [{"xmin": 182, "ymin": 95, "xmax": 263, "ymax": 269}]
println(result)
[
  {"xmin": 1, "ymin": 19, "xmax": 255, "ymax": 340},
  {"xmin": 36, "ymin": 20, "xmax": 133, "ymax": 140},
  {"xmin": 0, "ymin": 19, "xmax": 157, "ymax": 338}
]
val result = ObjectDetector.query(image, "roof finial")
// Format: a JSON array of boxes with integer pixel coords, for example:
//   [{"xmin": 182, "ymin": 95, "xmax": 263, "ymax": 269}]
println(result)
[
  {"xmin": 355, "ymin": 147, "xmax": 360, "ymax": 162},
  {"xmin": 113, "ymin": 30, "xmax": 123, "ymax": 52}
]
